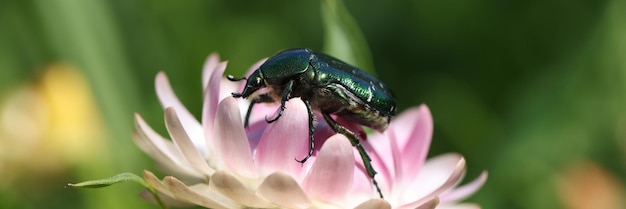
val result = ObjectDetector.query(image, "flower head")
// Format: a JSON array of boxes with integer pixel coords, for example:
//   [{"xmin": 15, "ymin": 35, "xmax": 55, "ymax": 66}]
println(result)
[{"xmin": 134, "ymin": 53, "xmax": 487, "ymax": 209}]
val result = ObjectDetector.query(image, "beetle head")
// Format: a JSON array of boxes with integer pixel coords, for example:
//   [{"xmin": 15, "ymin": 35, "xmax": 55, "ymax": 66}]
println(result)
[{"xmin": 231, "ymin": 69, "xmax": 265, "ymax": 98}]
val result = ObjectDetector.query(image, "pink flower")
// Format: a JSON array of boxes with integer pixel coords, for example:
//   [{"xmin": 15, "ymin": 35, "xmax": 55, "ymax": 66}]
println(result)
[{"xmin": 133, "ymin": 53, "xmax": 487, "ymax": 209}]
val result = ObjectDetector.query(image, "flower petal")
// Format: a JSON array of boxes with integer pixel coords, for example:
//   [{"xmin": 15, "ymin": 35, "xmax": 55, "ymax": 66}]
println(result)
[
  {"xmin": 202, "ymin": 60, "xmax": 228, "ymax": 133},
  {"xmin": 231, "ymin": 58, "xmax": 271, "ymax": 126},
  {"xmin": 155, "ymin": 72, "xmax": 205, "ymax": 151},
  {"xmin": 164, "ymin": 107, "xmax": 215, "ymax": 176},
  {"xmin": 202, "ymin": 53, "xmax": 220, "ymax": 89},
  {"xmin": 335, "ymin": 116, "xmax": 367, "ymax": 141},
  {"xmin": 139, "ymin": 189, "xmax": 193, "ymax": 207},
  {"xmin": 254, "ymin": 98, "xmax": 310, "ymax": 179},
  {"xmin": 397, "ymin": 105, "xmax": 433, "ymax": 183},
  {"xmin": 164, "ymin": 176, "xmax": 240, "ymax": 209},
  {"xmin": 257, "ymin": 172, "xmax": 313, "ymax": 209},
  {"xmin": 302, "ymin": 134, "xmax": 355, "ymax": 203},
  {"xmin": 366, "ymin": 105, "xmax": 435, "ymax": 194},
  {"xmin": 361, "ymin": 132, "xmax": 394, "ymax": 194},
  {"xmin": 143, "ymin": 170, "xmax": 174, "ymax": 197},
  {"xmin": 134, "ymin": 114, "xmax": 200, "ymax": 178},
  {"xmin": 350, "ymin": 163, "xmax": 376, "ymax": 200},
  {"xmin": 399, "ymin": 154, "xmax": 466, "ymax": 208},
  {"xmin": 214, "ymin": 97, "xmax": 255, "ymax": 177},
  {"xmin": 201, "ymin": 59, "xmax": 228, "ymax": 161},
  {"xmin": 243, "ymin": 118, "xmax": 269, "ymax": 150},
  {"xmin": 144, "ymin": 170, "xmax": 224, "ymax": 208},
  {"xmin": 220, "ymin": 77, "xmax": 241, "ymax": 101},
  {"xmin": 246, "ymin": 102, "xmax": 282, "ymax": 129},
  {"xmin": 439, "ymin": 171, "xmax": 488, "ymax": 204},
  {"xmin": 397, "ymin": 196, "xmax": 440, "ymax": 209},
  {"xmin": 133, "ymin": 131, "xmax": 198, "ymax": 179},
  {"xmin": 209, "ymin": 171, "xmax": 274, "ymax": 208},
  {"xmin": 353, "ymin": 199, "xmax": 391, "ymax": 209},
  {"xmin": 415, "ymin": 197, "xmax": 439, "ymax": 209}
]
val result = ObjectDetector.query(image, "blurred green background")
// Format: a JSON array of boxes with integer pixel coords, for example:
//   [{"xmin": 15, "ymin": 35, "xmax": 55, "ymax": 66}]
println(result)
[{"xmin": 1, "ymin": 0, "xmax": 625, "ymax": 209}]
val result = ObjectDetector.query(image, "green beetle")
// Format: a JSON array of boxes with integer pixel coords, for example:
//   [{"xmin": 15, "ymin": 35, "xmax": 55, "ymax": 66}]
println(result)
[{"xmin": 228, "ymin": 48, "xmax": 396, "ymax": 198}]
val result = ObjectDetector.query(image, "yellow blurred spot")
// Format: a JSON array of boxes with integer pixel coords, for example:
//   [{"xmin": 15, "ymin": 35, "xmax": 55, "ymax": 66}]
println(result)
[
  {"xmin": 38, "ymin": 63, "xmax": 107, "ymax": 160},
  {"xmin": 0, "ymin": 63, "xmax": 107, "ymax": 185},
  {"xmin": 557, "ymin": 161, "xmax": 625, "ymax": 209}
]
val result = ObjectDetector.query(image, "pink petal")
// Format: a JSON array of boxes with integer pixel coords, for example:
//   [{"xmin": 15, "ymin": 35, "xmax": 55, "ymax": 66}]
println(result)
[
  {"xmin": 257, "ymin": 172, "xmax": 313, "ymax": 209},
  {"xmin": 396, "ymin": 105, "xmax": 433, "ymax": 184},
  {"xmin": 243, "ymin": 118, "xmax": 269, "ymax": 150},
  {"xmin": 364, "ymin": 105, "xmax": 435, "ymax": 194},
  {"xmin": 361, "ymin": 132, "xmax": 394, "ymax": 194},
  {"xmin": 302, "ymin": 134, "xmax": 355, "ymax": 202},
  {"xmin": 351, "ymin": 162, "xmax": 376, "ymax": 199},
  {"xmin": 133, "ymin": 131, "xmax": 199, "ymax": 179},
  {"xmin": 335, "ymin": 116, "xmax": 367, "ymax": 141},
  {"xmin": 365, "ymin": 105, "xmax": 434, "ymax": 194},
  {"xmin": 388, "ymin": 126, "xmax": 404, "ymax": 190},
  {"xmin": 439, "ymin": 171, "xmax": 488, "ymax": 204},
  {"xmin": 202, "ymin": 61, "xmax": 228, "ymax": 133},
  {"xmin": 201, "ymin": 60, "xmax": 227, "ymax": 160},
  {"xmin": 246, "ymin": 101, "xmax": 281, "ymax": 128},
  {"xmin": 202, "ymin": 53, "xmax": 220, "ymax": 89},
  {"xmin": 155, "ymin": 72, "xmax": 205, "ymax": 151},
  {"xmin": 220, "ymin": 77, "xmax": 241, "ymax": 100},
  {"xmin": 254, "ymin": 98, "xmax": 310, "ymax": 179},
  {"xmin": 213, "ymin": 97, "xmax": 255, "ymax": 177},
  {"xmin": 398, "ymin": 154, "xmax": 466, "ymax": 208},
  {"xmin": 134, "ymin": 114, "xmax": 200, "ymax": 178},
  {"xmin": 209, "ymin": 171, "xmax": 274, "ymax": 208},
  {"xmin": 164, "ymin": 107, "xmax": 215, "ymax": 176}
]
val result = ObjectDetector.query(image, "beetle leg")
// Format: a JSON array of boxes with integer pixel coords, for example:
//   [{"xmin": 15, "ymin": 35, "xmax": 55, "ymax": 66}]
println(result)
[
  {"xmin": 322, "ymin": 113, "xmax": 384, "ymax": 199},
  {"xmin": 295, "ymin": 99, "xmax": 315, "ymax": 164},
  {"xmin": 265, "ymin": 80, "xmax": 294, "ymax": 123},
  {"xmin": 243, "ymin": 93, "xmax": 274, "ymax": 127}
]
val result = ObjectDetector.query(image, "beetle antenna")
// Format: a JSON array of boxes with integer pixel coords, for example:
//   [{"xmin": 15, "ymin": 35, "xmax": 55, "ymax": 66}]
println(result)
[{"xmin": 227, "ymin": 75, "xmax": 246, "ymax": 81}]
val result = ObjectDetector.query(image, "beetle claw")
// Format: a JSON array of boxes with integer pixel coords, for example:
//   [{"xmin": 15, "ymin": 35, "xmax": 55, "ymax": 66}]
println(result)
[
  {"xmin": 227, "ymin": 75, "xmax": 246, "ymax": 81},
  {"xmin": 264, "ymin": 114, "xmax": 280, "ymax": 123},
  {"xmin": 294, "ymin": 155, "xmax": 311, "ymax": 164},
  {"xmin": 265, "ymin": 106, "xmax": 285, "ymax": 123},
  {"xmin": 231, "ymin": 92, "xmax": 243, "ymax": 98}
]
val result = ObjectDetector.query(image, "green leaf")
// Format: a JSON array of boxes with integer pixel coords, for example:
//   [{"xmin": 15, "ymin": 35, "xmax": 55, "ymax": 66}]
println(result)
[
  {"xmin": 67, "ymin": 173, "xmax": 149, "ymax": 189},
  {"xmin": 68, "ymin": 173, "xmax": 168, "ymax": 209},
  {"xmin": 321, "ymin": 0, "xmax": 375, "ymax": 75}
]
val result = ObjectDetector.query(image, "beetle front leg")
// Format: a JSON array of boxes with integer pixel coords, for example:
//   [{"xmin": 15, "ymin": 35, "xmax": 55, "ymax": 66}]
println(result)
[
  {"xmin": 322, "ymin": 113, "xmax": 384, "ymax": 199},
  {"xmin": 244, "ymin": 93, "xmax": 274, "ymax": 127},
  {"xmin": 265, "ymin": 80, "xmax": 294, "ymax": 123},
  {"xmin": 295, "ymin": 99, "xmax": 315, "ymax": 164}
]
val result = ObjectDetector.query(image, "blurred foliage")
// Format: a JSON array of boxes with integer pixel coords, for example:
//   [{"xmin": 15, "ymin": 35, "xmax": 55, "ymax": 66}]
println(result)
[{"xmin": 1, "ymin": 0, "xmax": 625, "ymax": 209}]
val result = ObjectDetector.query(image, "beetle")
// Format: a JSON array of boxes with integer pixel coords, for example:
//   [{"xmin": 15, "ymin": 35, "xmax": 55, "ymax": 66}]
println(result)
[{"xmin": 227, "ymin": 48, "xmax": 396, "ymax": 198}]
